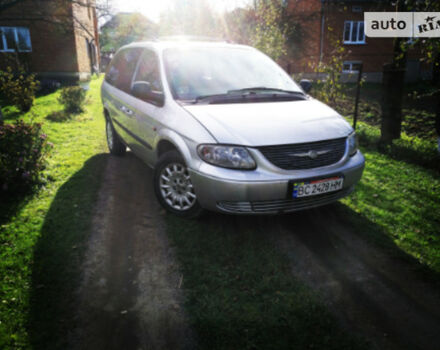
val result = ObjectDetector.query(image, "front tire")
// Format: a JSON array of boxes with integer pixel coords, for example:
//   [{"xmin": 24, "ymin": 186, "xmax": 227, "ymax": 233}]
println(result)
[
  {"xmin": 106, "ymin": 118, "xmax": 126, "ymax": 156},
  {"xmin": 154, "ymin": 150, "xmax": 203, "ymax": 218}
]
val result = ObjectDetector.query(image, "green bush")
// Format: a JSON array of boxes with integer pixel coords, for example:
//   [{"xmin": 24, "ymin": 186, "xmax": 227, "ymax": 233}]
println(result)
[
  {"xmin": 309, "ymin": 38, "xmax": 349, "ymax": 106},
  {"xmin": 0, "ymin": 120, "xmax": 52, "ymax": 192},
  {"xmin": 58, "ymin": 86, "xmax": 87, "ymax": 114},
  {"xmin": 0, "ymin": 66, "xmax": 39, "ymax": 112}
]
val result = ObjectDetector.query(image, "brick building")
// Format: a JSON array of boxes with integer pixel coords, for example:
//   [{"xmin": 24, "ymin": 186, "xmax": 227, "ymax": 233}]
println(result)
[
  {"xmin": 0, "ymin": 0, "xmax": 100, "ymax": 82},
  {"xmin": 285, "ymin": 0, "xmax": 432, "ymax": 82}
]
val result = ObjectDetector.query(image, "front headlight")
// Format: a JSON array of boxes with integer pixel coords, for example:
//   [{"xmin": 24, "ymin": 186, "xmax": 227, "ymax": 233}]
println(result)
[
  {"xmin": 348, "ymin": 132, "xmax": 358, "ymax": 156},
  {"xmin": 197, "ymin": 144, "xmax": 256, "ymax": 169}
]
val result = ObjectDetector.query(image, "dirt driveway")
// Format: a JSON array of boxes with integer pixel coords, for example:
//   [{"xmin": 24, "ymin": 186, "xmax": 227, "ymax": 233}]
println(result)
[
  {"xmin": 269, "ymin": 210, "xmax": 440, "ymax": 350},
  {"xmin": 72, "ymin": 153, "xmax": 193, "ymax": 350},
  {"xmin": 73, "ymin": 152, "xmax": 440, "ymax": 350}
]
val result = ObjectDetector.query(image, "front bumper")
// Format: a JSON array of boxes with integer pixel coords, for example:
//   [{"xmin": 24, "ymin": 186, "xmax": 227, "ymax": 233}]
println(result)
[{"xmin": 189, "ymin": 151, "xmax": 365, "ymax": 214}]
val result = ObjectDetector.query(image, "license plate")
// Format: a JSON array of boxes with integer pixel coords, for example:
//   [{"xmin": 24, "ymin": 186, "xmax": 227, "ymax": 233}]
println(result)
[{"xmin": 293, "ymin": 177, "xmax": 344, "ymax": 198}]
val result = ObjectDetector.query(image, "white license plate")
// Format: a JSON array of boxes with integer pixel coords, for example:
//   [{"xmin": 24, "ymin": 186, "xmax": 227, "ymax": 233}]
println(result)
[{"xmin": 293, "ymin": 177, "xmax": 344, "ymax": 198}]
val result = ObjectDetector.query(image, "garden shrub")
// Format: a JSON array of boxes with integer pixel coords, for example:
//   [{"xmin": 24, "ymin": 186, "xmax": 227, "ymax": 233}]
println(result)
[
  {"xmin": 356, "ymin": 122, "xmax": 439, "ymax": 172},
  {"xmin": 0, "ymin": 66, "xmax": 39, "ymax": 112},
  {"xmin": 0, "ymin": 120, "xmax": 52, "ymax": 193},
  {"xmin": 309, "ymin": 37, "xmax": 352, "ymax": 107},
  {"xmin": 58, "ymin": 86, "xmax": 87, "ymax": 114}
]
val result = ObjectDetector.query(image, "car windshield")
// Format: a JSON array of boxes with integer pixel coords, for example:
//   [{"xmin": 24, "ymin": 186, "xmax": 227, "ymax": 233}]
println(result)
[{"xmin": 163, "ymin": 46, "xmax": 302, "ymax": 102}]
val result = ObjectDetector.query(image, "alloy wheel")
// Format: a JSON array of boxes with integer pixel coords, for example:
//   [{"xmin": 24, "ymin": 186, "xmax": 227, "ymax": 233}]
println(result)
[{"xmin": 159, "ymin": 163, "xmax": 197, "ymax": 211}]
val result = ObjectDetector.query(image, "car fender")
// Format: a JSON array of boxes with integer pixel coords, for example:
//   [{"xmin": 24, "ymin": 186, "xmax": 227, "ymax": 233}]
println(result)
[{"xmin": 154, "ymin": 129, "xmax": 201, "ymax": 170}]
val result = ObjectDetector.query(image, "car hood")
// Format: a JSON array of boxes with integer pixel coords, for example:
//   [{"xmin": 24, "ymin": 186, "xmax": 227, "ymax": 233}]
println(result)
[{"xmin": 183, "ymin": 99, "xmax": 352, "ymax": 146}]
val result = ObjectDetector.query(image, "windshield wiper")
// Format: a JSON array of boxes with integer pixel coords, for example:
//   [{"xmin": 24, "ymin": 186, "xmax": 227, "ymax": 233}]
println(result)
[
  {"xmin": 227, "ymin": 87, "xmax": 305, "ymax": 96},
  {"xmin": 192, "ymin": 88, "xmax": 306, "ymax": 104},
  {"xmin": 194, "ymin": 93, "xmax": 230, "ymax": 103}
]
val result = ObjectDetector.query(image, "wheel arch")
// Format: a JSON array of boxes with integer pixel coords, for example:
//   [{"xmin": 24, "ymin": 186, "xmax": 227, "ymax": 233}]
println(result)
[
  {"xmin": 154, "ymin": 130, "xmax": 194, "ymax": 168},
  {"xmin": 157, "ymin": 139, "xmax": 178, "ymax": 158}
]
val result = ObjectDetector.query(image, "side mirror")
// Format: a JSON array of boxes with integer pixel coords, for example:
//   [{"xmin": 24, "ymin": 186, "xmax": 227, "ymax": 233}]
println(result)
[
  {"xmin": 132, "ymin": 81, "xmax": 164, "ymax": 106},
  {"xmin": 299, "ymin": 79, "xmax": 312, "ymax": 93}
]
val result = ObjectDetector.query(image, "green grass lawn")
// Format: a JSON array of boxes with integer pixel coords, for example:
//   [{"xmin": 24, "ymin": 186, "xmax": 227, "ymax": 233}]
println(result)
[
  {"xmin": 0, "ymin": 77, "xmax": 107, "ymax": 349},
  {"xmin": 342, "ymin": 122, "xmax": 440, "ymax": 275}
]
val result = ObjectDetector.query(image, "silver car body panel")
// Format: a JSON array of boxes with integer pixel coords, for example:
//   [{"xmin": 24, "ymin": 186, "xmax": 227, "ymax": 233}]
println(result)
[
  {"xmin": 190, "ymin": 152, "xmax": 364, "ymax": 213},
  {"xmin": 101, "ymin": 41, "xmax": 365, "ymax": 214},
  {"xmin": 183, "ymin": 99, "xmax": 352, "ymax": 146}
]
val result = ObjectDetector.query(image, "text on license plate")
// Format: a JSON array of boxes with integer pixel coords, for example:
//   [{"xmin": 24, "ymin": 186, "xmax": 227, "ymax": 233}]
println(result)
[{"xmin": 293, "ymin": 177, "xmax": 344, "ymax": 198}]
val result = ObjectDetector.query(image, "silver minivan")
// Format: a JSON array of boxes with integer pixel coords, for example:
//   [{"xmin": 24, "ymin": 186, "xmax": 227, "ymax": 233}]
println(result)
[{"xmin": 101, "ymin": 39, "xmax": 365, "ymax": 217}]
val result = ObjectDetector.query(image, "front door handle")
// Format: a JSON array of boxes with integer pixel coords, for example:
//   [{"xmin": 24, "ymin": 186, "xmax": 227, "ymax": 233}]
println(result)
[{"xmin": 120, "ymin": 105, "xmax": 134, "ymax": 116}]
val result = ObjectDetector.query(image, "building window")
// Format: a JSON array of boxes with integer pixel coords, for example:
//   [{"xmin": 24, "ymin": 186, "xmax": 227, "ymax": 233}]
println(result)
[
  {"xmin": 343, "ymin": 21, "xmax": 365, "ymax": 44},
  {"xmin": 0, "ymin": 27, "xmax": 31, "ymax": 52},
  {"xmin": 342, "ymin": 61, "xmax": 362, "ymax": 73}
]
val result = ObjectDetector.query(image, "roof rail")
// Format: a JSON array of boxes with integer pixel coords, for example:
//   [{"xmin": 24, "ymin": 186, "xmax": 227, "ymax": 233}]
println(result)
[{"xmin": 157, "ymin": 35, "xmax": 230, "ymax": 43}]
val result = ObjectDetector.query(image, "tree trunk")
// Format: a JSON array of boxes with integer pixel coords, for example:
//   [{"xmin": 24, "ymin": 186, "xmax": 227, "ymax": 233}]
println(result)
[
  {"xmin": 380, "ymin": 37, "xmax": 408, "ymax": 145},
  {"xmin": 379, "ymin": 0, "xmax": 407, "ymax": 146},
  {"xmin": 0, "ymin": 106, "xmax": 3, "ymax": 125},
  {"xmin": 433, "ymin": 53, "xmax": 440, "ymax": 86},
  {"xmin": 380, "ymin": 62, "xmax": 405, "ymax": 145},
  {"xmin": 436, "ymin": 97, "xmax": 440, "ymax": 138}
]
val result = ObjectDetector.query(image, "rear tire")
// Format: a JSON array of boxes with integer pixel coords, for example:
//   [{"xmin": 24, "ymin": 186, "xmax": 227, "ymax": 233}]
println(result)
[
  {"xmin": 154, "ymin": 150, "xmax": 204, "ymax": 218},
  {"xmin": 106, "ymin": 117, "xmax": 126, "ymax": 156}
]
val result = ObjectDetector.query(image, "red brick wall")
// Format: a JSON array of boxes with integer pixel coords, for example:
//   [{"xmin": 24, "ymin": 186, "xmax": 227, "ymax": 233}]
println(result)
[
  {"xmin": 285, "ymin": 0, "xmax": 322, "ymax": 73},
  {"xmin": 72, "ymin": 0, "xmax": 100, "ymax": 77},
  {"xmin": 0, "ymin": 0, "xmax": 100, "ymax": 80},
  {"xmin": 284, "ymin": 0, "xmax": 432, "ymax": 81},
  {"xmin": 0, "ymin": 0, "xmax": 78, "ymax": 75},
  {"xmin": 322, "ymin": 2, "xmax": 395, "ymax": 73}
]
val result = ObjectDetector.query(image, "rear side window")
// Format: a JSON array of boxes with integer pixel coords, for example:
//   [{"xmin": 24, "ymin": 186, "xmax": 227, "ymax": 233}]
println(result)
[
  {"xmin": 105, "ymin": 48, "xmax": 142, "ymax": 93},
  {"xmin": 132, "ymin": 50, "xmax": 163, "ymax": 93}
]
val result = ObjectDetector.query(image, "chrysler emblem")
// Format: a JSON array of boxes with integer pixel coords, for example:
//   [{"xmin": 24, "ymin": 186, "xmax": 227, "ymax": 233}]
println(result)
[
  {"xmin": 308, "ymin": 150, "xmax": 318, "ymax": 159},
  {"xmin": 290, "ymin": 149, "xmax": 330, "ymax": 159}
]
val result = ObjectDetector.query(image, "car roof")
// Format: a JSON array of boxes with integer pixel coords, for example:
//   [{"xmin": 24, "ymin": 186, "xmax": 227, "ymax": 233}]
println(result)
[{"xmin": 120, "ymin": 39, "xmax": 255, "ymax": 53}]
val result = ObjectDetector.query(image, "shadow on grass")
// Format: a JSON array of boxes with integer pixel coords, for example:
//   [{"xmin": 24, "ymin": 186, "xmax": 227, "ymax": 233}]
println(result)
[
  {"xmin": 166, "ymin": 212, "xmax": 369, "ymax": 350},
  {"xmin": 278, "ymin": 203, "xmax": 440, "ymax": 349},
  {"xmin": 0, "ymin": 180, "xmax": 48, "ymax": 228},
  {"xmin": 1, "ymin": 106, "xmax": 22, "ymax": 121},
  {"xmin": 45, "ymin": 110, "xmax": 71, "ymax": 122},
  {"xmin": 28, "ymin": 153, "xmax": 108, "ymax": 350},
  {"xmin": 170, "ymin": 200, "xmax": 439, "ymax": 349},
  {"xmin": 0, "ymin": 191, "xmax": 32, "ymax": 227},
  {"xmin": 299, "ymin": 202, "xmax": 439, "ymax": 284}
]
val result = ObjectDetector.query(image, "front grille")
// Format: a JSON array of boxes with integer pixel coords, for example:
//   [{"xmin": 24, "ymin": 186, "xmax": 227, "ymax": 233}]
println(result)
[
  {"xmin": 217, "ymin": 186, "xmax": 353, "ymax": 214},
  {"xmin": 258, "ymin": 137, "xmax": 347, "ymax": 170}
]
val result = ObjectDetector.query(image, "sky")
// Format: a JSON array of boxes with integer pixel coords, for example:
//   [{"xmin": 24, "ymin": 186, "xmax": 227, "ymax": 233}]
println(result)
[{"xmin": 111, "ymin": 0, "xmax": 252, "ymax": 23}]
